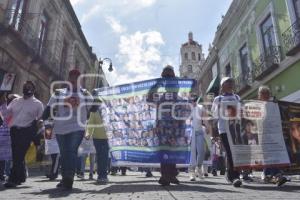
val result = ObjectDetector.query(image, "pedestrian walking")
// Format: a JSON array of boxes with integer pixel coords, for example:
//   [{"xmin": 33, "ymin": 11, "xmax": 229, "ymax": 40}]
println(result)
[
  {"xmin": 86, "ymin": 98, "xmax": 109, "ymax": 184},
  {"xmin": 190, "ymin": 95, "xmax": 206, "ymax": 181},
  {"xmin": 211, "ymin": 77, "xmax": 242, "ymax": 187},
  {"xmin": 258, "ymin": 86, "xmax": 288, "ymax": 187},
  {"xmin": 42, "ymin": 69, "xmax": 92, "ymax": 190},
  {"xmin": 0, "ymin": 82, "xmax": 44, "ymax": 188}
]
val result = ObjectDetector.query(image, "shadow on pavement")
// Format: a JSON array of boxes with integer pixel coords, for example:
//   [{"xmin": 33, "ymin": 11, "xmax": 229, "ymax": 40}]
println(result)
[
  {"xmin": 90, "ymin": 184, "xmax": 241, "ymax": 194},
  {"xmin": 242, "ymin": 184, "xmax": 300, "ymax": 192},
  {"xmin": 24, "ymin": 188, "xmax": 85, "ymax": 198},
  {"xmin": 0, "ymin": 185, "xmax": 31, "ymax": 192}
]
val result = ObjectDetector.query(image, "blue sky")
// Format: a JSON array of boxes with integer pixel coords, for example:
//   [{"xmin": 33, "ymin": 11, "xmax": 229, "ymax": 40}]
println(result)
[{"xmin": 70, "ymin": 0, "xmax": 232, "ymax": 86}]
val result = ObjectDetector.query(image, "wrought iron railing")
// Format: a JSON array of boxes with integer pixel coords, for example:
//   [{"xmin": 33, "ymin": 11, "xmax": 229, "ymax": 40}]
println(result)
[
  {"xmin": 282, "ymin": 19, "xmax": 300, "ymax": 55},
  {"xmin": 252, "ymin": 46, "xmax": 281, "ymax": 80},
  {"xmin": 235, "ymin": 69, "xmax": 252, "ymax": 93}
]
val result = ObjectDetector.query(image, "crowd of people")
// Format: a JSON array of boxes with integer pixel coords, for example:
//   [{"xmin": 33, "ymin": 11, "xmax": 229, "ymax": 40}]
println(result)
[{"xmin": 0, "ymin": 66, "xmax": 296, "ymax": 191}]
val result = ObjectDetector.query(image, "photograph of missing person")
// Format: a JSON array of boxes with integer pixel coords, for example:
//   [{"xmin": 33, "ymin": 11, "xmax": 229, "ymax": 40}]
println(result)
[
  {"xmin": 241, "ymin": 119, "xmax": 259, "ymax": 145},
  {"xmin": 290, "ymin": 119, "xmax": 300, "ymax": 163},
  {"xmin": 0, "ymin": 73, "xmax": 16, "ymax": 91}
]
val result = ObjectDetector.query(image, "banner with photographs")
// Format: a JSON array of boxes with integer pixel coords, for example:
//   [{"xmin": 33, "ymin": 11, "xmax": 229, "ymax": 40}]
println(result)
[
  {"xmin": 96, "ymin": 78, "xmax": 195, "ymax": 166},
  {"xmin": 44, "ymin": 120, "xmax": 60, "ymax": 155},
  {"xmin": 0, "ymin": 124, "xmax": 11, "ymax": 160},
  {"xmin": 278, "ymin": 101, "xmax": 300, "ymax": 172},
  {"xmin": 226, "ymin": 101, "xmax": 290, "ymax": 169}
]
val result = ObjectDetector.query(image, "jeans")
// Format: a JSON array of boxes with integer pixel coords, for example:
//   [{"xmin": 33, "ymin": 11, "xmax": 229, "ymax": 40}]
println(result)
[
  {"xmin": 9, "ymin": 126, "xmax": 35, "ymax": 183},
  {"xmin": 76, "ymin": 155, "xmax": 87, "ymax": 175},
  {"xmin": 49, "ymin": 154, "xmax": 60, "ymax": 177},
  {"xmin": 190, "ymin": 133, "xmax": 205, "ymax": 170},
  {"xmin": 0, "ymin": 160, "xmax": 5, "ymax": 179},
  {"xmin": 93, "ymin": 139, "xmax": 109, "ymax": 179},
  {"xmin": 56, "ymin": 131, "xmax": 84, "ymax": 180},
  {"xmin": 220, "ymin": 133, "xmax": 240, "ymax": 182}
]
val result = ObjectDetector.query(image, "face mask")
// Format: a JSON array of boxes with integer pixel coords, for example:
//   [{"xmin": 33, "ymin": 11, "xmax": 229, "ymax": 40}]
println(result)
[{"xmin": 23, "ymin": 88, "xmax": 34, "ymax": 96}]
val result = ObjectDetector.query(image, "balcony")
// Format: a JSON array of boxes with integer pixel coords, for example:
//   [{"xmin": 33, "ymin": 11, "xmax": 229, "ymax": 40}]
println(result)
[
  {"xmin": 282, "ymin": 19, "xmax": 300, "ymax": 56},
  {"xmin": 1, "ymin": 9, "xmax": 63, "ymax": 79},
  {"xmin": 252, "ymin": 46, "xmax": 281, "ymax": 80},
  {"xmin": 235, "ymin": 70, "xmax": 252, "ymax": 95}
]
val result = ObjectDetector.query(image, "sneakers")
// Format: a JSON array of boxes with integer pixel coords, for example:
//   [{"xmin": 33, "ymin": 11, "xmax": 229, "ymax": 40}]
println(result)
[
  {"xmin": 276, "ymin": 176, "xmax": 288, "ymax": 187},
  {"xmin": 190, "ymin": 174, "xmax": 196, "ymax": 181},
  {"xmin": 170, "ymin": 177, "xmax": 180, "ymax": 184},
  {"xmin": 212, "ymin": 170, "xmax": 217, "ymax": 176},
  {"xmin": 56, "ymin": 178, "xmax": 73, "ymax": 190},
  {"xmin": 96, "ymin": 178, "xmax": 108, "ymax": 184},
  {"xmin": 145, "ymin": 171, "xmax": 153, "ymax": 177},
  {"xmin": 77, "ymin": 173, "xmax": 84, "ymax": 180},
  {"xmin": 89, "ymin": 173, "xmax": 94, "ymax": 180},
  {"xmin": 3, "ymin": 181, "xmax": 17, "ymax": 188},
  {"xmin": 232, "ymin": 179, "xmax": 242, "ymax": 187},
  {"xmin": 158, "ymin": 177, "xmax": 170, "ymax": 186}
]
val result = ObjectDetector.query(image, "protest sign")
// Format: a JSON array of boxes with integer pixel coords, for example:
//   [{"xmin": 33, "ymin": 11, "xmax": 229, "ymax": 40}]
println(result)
[
  {"xmin": 226, "ymin": 101, "xmax": 290, "ymax": 169},
  {"xmin": 96, "ymin": 78, "xmax": 195, "ymax": 166}
]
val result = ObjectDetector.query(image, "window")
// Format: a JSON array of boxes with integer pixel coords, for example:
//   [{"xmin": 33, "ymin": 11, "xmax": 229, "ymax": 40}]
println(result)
[
  {"xmin": 187, "ymin": 65, "xmax": 193, "ymax": 73},
  {"xmin": 9, "ymin": 0, "xmax": 27, "ymax": 31},
  {"xmin": 260, "ymin": 15, "xmax": 276, "ymax": 55},
  {"xmin": 37, "ymin": 12, "xmax": 49, "ymax": 56},
  {"xmin": 225, "ymin": 64, "xmax": 231, "ymax": 77},
  {"xmin": 60, "ymin": 40, "xmax": 68, "ymax": 75},
  {"xmin": 198, "ymin": 53, "xmax": 201, "ymax": 61},
  {"xmin": 192, "ymin": 52, "xmax": 196, "ymax": 60},
  {"xmin": 239, "ymin": 44, "xmax": 249, "ymax": 77},
  {"xmin": 184, "ymin": 53, "xmax": 188, "ymax": 60}
]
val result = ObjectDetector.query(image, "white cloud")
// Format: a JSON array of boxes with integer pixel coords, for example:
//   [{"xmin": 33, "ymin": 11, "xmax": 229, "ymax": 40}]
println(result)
[
  {"xmin": 118, "ymin": 31, "xmax": 164, "ymax": 75},
  {"xmin": 76, "ymin": 0, "xmax": 157, "ymax": 24},
  {"xmin": 105, "ymin": 16, "xmax": 127, "ymax": 34}
]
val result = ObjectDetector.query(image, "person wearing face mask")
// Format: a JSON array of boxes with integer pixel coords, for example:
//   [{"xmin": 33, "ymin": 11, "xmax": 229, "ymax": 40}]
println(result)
[{"xmin": 0, "ymin": 81, "xmax": 44, "ymax": 188}]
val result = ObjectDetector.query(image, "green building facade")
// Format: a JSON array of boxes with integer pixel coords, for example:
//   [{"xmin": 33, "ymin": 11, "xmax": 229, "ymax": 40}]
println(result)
[{"xmin": 212, "ymin": 0, "xmax": 300, "ymax": 102}]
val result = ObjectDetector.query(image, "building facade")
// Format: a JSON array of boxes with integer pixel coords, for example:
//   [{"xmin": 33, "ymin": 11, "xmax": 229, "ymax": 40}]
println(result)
[
  {"xmin": 179, "ymin": 32, "xmax": 205, "ymax": 94},
  {"xmin": 0, "ymin": 0, "xmax": 105, "ymax": 103},
  {"xmin": 201, "ymin": 0, "xmax": 300, "ymax": 103}
]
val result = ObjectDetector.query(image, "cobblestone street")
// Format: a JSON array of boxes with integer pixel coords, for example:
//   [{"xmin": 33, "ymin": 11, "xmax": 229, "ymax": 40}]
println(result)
[{"xmin": 1, "ymin": 171, "xmax": 300, "ymax": 200}]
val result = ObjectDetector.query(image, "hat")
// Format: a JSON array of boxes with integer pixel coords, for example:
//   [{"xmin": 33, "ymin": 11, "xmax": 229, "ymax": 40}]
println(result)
[
  {"xmin": 220, "ymin": 77, "xmax": 233, "ymax": 86},
  {"xmin": 69, "ymin": 69, "xmax": 81, "ymax": 77}
]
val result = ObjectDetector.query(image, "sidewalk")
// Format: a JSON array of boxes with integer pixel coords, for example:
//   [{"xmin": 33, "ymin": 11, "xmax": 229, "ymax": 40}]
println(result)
[{"xmin": 0, "ymin": 171, "xmax": 299, "ymax": 200}]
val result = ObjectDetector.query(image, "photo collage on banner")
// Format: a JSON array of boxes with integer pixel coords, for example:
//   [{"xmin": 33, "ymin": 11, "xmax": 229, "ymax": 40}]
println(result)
[
  {"xmin": 278, "ymin": 101, "xmax": 300, "ymax": 172},
  {"xmin": 225, "ymin": 101, "xmax": 290, "ymax": 169},
  {"xmin": 96, "ymin": 78, "xmax": 195, "ymax": 166}
]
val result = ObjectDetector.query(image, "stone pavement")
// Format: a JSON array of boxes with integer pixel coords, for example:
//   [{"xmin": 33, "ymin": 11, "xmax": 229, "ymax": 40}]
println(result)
[{"xmin": 0, "ymin": 171, "xmax": 300, "ymax": 200}]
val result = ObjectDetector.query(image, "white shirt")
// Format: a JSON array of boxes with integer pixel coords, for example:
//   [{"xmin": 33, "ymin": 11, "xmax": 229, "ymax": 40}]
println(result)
[
  {"xmin": 192, "ymin": 104, "xmax": 204, "ymax": 132},
  {"xmin": 211, "ymin": 93, "xmax": 240, "ymax": 134},
  {"xmin": 0, "ymin": 96, "xmax": 44, "ymax": 128},
  {"xmin": 47, "ymin": 88, "xmax": 92, "ymax": 135}
]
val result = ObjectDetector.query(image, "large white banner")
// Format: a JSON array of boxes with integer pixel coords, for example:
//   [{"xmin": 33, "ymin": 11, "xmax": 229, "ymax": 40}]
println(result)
[{"xmin": 226, "ymin": 101, "xmax": 290, "ymax": 169}]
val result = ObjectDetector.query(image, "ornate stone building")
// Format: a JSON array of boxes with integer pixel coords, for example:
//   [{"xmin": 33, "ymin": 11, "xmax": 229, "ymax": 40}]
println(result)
[
  {"xmin": 0, "ymin": 0, "xmax": 106, "ymax": 103},
  {"xmin": 179, "ymin": 32, "xmax": 205, "ymax": 95}
]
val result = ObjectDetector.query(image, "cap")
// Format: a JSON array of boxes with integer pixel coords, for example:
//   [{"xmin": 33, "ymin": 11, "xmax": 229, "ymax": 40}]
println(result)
[
  {"xmin": 69, "ymin": 69, "xmax": 81, "ymax": 77},
  {"xmin": 220, "ymin": 77, "xmax": 234, "ymax": 86}
]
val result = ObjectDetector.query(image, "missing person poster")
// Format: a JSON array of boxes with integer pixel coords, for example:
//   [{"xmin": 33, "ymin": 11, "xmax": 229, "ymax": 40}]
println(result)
[
  {"xmin": 278, "ymin": 101, "xmax": 300, "ymax": 172},
  {"xmin": 95, "ymin": 78, "xmax": 195, "ymax": 166},
  {"xmin": 226, "ymin": 101, "xmax": 290, "ymax": 169}
]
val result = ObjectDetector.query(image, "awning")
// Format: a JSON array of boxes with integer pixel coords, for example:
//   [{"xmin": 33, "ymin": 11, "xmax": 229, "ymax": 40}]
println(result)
[{"xmin": 206, "ymin": 76, "xmax": 220, "ymax": 95}]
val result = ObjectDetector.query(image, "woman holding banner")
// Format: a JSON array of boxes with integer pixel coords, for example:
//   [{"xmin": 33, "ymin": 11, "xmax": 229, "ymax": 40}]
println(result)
[
  {"xmin": 189, "ymin": 95, "xmax": 206, "ymax": 181},
  {"xmin": 86, "ymin": 97, "xmax": 109, "ymax": 184},
  {"xmin": 211, "ymin": 77, "xmax": 242, "ymax": 187}
]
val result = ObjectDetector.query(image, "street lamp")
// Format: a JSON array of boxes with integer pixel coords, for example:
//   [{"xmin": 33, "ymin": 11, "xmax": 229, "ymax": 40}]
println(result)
[{"xmin": 97, "ymin": 57, "xmax": 113, "ymax": 88}]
